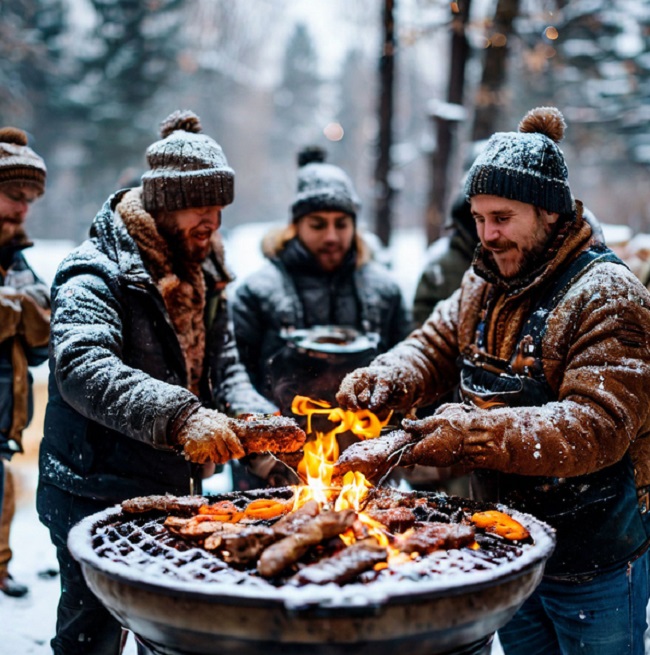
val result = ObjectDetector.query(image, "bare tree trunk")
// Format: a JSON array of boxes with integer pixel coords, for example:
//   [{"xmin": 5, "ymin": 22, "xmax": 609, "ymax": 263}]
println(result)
[
  {"xmin": 374, "ymin": 0, "xmax": 395, "ymax": 247},
  {"xmin": 426, "ymin": 0, "xmax": 472, "ymax": 245},
  {"xmin": 471, "ymin": 0, "xmax": 520, "ymax": 141}
]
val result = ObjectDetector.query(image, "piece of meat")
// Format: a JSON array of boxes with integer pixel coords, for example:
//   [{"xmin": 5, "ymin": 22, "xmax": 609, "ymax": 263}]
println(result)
[
  {"xmin": 228, "ymin": 414, "xmax": 306, "ymax": 454},
  {"xmin": 332, "ymin": 430, "xmax": 419, "ymax": 485},
  {"xmin": 121, "ymin": 494, "xmax": 207, "ymax": 515},
  {"xmin": 258, "ymin": 509, "xmax": 357, "ymax": 578},
  {"xmin": 291, "ymin": 540, "xmax": 387, "ymax": 586},
  {"xmin": 165, "ymin": 515, "xmax": 244, "ymax": 539},
  {"xmin": 271, "ymin": 499, "xmax": 320, "ymax": 538},
  {"xmin": 365, "ymin": 506, "xmax": 416, "ymax": 533},
  {"xmin": 394, "ymin": 522, "xmax": 476, "ymax": 554},
  {"xmin": 208, "ymin": 526, "xmax": 277, "ymax": 565}
]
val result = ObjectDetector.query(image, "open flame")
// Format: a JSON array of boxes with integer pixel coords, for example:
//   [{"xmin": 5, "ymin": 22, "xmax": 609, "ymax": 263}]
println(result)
[{"xmin": 289, "ymin": 395, "xmax": 397, "ymax": 556}]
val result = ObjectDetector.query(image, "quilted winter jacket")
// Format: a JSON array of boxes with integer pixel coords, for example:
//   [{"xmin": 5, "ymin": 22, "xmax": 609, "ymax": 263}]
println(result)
[
  {"xmin": 38, "ymin": 191, "xmax": 275, "ymax": 503},
  {"xmin": 233, "ymin": 233, "xmax": 410, "ymax": 401}
]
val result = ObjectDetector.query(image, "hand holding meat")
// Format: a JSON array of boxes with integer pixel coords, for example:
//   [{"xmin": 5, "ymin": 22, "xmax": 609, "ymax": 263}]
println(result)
[
  {"xmin": 403, "ymin": 403, "xmax": 469, "ymax": 467},
  {"xmin": 176, "ymin": 408, "xmax": 245, "ymax": 464},
  {"xmin": 336, "ymin": 364, "xmax": 418, "ymax": 413},
  {"xmin": 176, "ymin": 410, "xmax": 306, "ymax": 465}
]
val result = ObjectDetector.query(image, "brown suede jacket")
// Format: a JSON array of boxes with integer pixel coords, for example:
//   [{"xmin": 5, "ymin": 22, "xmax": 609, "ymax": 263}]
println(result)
[{"xmin": 374, "ymin": 212, "xmax": 650, "ymax": 490}]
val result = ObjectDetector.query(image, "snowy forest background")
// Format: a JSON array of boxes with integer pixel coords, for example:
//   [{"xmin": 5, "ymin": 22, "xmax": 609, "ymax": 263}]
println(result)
[{"xmin": 3, "ymin": 0, "xmax": 650, "ymax": 250}]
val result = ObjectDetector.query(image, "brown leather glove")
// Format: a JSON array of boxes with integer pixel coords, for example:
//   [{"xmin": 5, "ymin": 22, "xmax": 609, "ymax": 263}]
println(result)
[
  {"xmin": 0, "ymin": 290, "xmax": 22, "ymax": 342},
  {"xmin": 336, "ymin": 365, "xmax": 418, "ymax": 414},
  {"xmin": 175, "ymin": 407, "xmax": 245, "ymax": 465},
  {"xmin": 18, "ymin": 293, "xmax": 50, "ymax": 347},
  {"xmin": 402, "ymin": 403, "xmax": 470, "ymax": 467}
]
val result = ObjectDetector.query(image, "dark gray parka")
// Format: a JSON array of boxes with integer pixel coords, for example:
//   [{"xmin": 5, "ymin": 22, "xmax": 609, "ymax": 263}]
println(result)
[
  {"xmin": 38, "ymin": 190, "xmax": 275, "ymax": 504},
  {"xmin": 233, "ymin": 233, "xmax": 410, "ymax": 411}
]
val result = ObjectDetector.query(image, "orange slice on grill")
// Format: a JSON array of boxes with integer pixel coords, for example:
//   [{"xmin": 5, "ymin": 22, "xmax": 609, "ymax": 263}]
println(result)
[
  {"xmin": 197, "ymin": 501, "xmax": 244, "ymax": 523},
  {"xmin": 244, "ymin": 498, "xmax": 292, "ymax": 520},
  {"xmin": 470, "ymin": 510, "xmax": 530, "ymax": 541}
]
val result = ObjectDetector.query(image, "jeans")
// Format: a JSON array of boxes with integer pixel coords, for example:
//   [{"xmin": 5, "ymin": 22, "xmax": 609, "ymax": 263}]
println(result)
[{"xmin": 498, "ymin": 549, "xmax": 649, "ymax": 655}]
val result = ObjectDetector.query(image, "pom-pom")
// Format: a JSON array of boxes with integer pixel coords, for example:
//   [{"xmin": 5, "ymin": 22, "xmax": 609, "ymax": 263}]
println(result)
[
  {"xmin": 518, "ymin": 107, "xmax": 566, "ymax": 143},
  {"xmin": 0, "ymin": 127, "xmax": 28, "ymax": 146},
  {"xmin": 159, "ymin": 110, "xmax": 203, "ymax": 139},
  {"xmin": 297, "ymin": 145, "xmax": 326, "ymax": 167}
]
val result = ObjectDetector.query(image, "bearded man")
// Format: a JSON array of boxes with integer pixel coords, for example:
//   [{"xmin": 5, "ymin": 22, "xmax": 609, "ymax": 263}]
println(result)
[
  {"xmin": 0, "ymin": 127, "xmax": 50, "ymax": 598},
  {"xmin": 37, "ymin": 110, "xmax": 302, "ymax": 655},
  {"xmin": 336, "ymin": 107, "xmax": 650, "ymax": 655}
]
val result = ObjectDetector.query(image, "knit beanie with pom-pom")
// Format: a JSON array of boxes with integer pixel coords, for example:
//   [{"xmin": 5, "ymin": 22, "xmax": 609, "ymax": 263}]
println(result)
[
  {"xmin": 0, "ymin": 127, "xmax": 46, "ymax": 196},
  {"xmin": 141, "ymin": 110, "xmax": 234, "ymax": 214},
  {"xmin": 291, "ymin": 146, "xmax": 360, "ymax": 222},
  {"xmin": 464, "ymin": 106, "xmax": 574, "ymax": 215}
]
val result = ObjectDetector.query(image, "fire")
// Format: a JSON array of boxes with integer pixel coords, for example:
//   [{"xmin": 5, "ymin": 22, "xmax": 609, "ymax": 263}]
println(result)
[{"xmin": 288, "ymin": 396, "xmax": 397, "ymax": 553}]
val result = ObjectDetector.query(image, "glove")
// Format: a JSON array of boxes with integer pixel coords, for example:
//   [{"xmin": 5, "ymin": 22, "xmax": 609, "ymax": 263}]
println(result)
[
  {"xmin": 18, "ymin": 294, "xmax": 50, "ymax": 347},
  {"xmin": 175, "ymin": 407, "xmax": 245, "ymax": 464},
  {"xmin": 0, "ymin": 291, "xmax": 22, "ymax": 342},
  {"xmin": 403, "ymin": 403, "xmax": 470, "ymax": 467},
  {"xmin": 336, "ymin": 365, "xmax": 418, "ymax": 414}
]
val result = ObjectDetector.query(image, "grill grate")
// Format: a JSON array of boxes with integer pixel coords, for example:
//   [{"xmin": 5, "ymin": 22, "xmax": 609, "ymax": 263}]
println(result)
[{"xmin": 91, "ymin": 512, "xmax": 528, "ymax": 589}]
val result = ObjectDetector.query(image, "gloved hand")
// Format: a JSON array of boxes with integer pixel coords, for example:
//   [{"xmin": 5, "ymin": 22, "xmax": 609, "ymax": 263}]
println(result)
[
  {"xmin": 175, "ymin": 407, "xmax": 245, "ymax": 465},
  {"xmin": 402, "ymin": 403, "xmax": 471, "ymax": 467},
  {"xmin": 336, "ymin": 364, "xmax": 418, "ymax": 414},
  {"xmin": 0, "ymin": 290, "xmax": 22, "ymax": 342},
  {"xmin": 18, "ymin": 293, "xmax": 50, "ymax": 347}
]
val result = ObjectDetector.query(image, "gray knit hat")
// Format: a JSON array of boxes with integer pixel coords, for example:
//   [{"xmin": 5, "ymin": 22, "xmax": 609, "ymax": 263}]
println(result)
[
  {"xmin": 464, "ymin": 107, "xmax": 574, "ymax": 215},
  {"xmin": 291, "ymin": 146, "xmax": 360, "ymax": 222},
  {"xmin": 0, "ymin": 127, "xmax": 46, "ymax": 196},
  {"xmin": 142, "ymin": 110, "xmax": 234, "ymax": 214}
]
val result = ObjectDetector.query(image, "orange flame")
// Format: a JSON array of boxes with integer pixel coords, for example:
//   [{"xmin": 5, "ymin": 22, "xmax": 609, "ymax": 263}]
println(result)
[{"xmin": 288, "ymin": 396, "xmax": 398, "ymax": 551}]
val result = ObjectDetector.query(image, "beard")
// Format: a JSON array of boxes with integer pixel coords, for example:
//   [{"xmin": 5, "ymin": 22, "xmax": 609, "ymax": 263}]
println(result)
[
  {"xmin": 484, "ymin": 214, "xmax": 555, "ymax": 279},
  {"xmin": 156, "ymin": 214, "xmax": 212, "ymax": 264}
]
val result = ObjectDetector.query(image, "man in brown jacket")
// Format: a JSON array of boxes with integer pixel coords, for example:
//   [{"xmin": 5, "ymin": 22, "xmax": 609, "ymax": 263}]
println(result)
[
  {"xmin": 0, "ymin": 127, "xmax": 50, "ymax": 597},
  {"xmin": 337, "ymin": 107, "xmax": 650, "ymax": 655}
]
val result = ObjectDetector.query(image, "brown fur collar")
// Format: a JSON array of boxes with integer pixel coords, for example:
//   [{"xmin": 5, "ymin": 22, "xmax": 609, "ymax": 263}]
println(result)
[
  {"xmin": 117, "ymin": 188, "xmax": 205, "ymax": 394},
  {"xmin": 261, "ymin": 224, "xmax": 373, "ymax": 267}
]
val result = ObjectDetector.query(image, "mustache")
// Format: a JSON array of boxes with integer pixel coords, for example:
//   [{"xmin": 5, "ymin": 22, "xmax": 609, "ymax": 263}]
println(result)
[{"xmin": 484, "ymin": 238, "xmax": 516, "ymax": 250}]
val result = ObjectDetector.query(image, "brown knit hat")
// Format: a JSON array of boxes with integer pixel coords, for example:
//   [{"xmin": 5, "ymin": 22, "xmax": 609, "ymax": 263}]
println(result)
[
  {"xmin": 141, "ymin": 110, "xmax": 234, "ymax": 214},
  {"xmin": 0, "ymin": 127, "xmax": 46, "ymax": 196}
]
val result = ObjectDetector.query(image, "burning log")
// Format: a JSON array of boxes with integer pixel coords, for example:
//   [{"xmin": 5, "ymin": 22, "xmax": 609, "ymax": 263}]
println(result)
[
  {"xmin": 333, "ymin": 429, "xmax": 420, "ymax": 485},
  {"xmin": 257, "ymin": 509, "xmax": 357, "ymax": 578},
  {"xmin": 290, "ymin": 539, "xmax": 387, "ymax": 586}
]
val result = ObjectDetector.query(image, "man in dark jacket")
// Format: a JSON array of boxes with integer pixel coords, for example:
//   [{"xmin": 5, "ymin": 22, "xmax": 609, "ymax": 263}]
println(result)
[
  {"xmin": 232, "ymin": 147, "xmax": 410, "ymax": 486},
  {"xmin": 0, "ymin": 127, "xmax": 50, "ymax": 598},
  {"xmin": 37, "ymin": 110, "xmax": 302, "ymax": 655},
  {"xmin": 336, "ymin": 107, "xmax": 650, "ymax": 655}
]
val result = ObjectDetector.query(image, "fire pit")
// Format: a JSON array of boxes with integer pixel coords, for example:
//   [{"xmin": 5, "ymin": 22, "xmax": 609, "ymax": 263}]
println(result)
[{"xmin": 68, "ymin": 487, "xmax": 555, "ymax": 655}]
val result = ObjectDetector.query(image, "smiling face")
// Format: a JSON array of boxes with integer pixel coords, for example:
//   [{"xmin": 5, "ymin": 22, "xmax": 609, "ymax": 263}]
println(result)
[
  {"xmin": 156, "ymin": 205, "xmax": 223, "ymax": 263},
  {"xmin": 295, "ymin": 210, "xmax": 355, "ymax": 272},
  {"xmin": 470, "ymin": 194, "xmax": 559, "ymax": 278},
  {"xmin": 0, "ymin": 184, "xmax": 40, "ymax": 247}
]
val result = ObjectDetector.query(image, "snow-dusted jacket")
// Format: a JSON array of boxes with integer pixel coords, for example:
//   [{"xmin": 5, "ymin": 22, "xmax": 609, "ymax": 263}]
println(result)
[
  {"xmin": 38, "ymin": 190, "xmax": 274, "ymax": 502},
  {"xmin": 373, "ymin": 210, "xmax": 650, "ymax": 576},
  {"xmin": 232, "ymin": 231, "xmax": 410, "ymax": 406},
  {"xmin": 0, "ymin": 233, "xmax": 50, "ymax": 458}
]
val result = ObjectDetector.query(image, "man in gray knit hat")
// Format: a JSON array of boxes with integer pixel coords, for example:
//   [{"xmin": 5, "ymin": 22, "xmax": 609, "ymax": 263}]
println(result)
[
  {"xmin": 336, "ymin": 107, "xmax": 650, "ymax": 654},
  {"xmin": 37, "ymin": 110, "xmax": 304, "ymax": 654},
  {"xmin": 0, "ymin": 126, "xmax": 50, "ymax": 598}
]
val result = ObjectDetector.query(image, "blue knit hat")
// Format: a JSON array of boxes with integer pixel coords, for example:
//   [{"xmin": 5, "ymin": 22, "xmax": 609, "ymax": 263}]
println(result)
[
  {"xmin": 291, "ymin": 146, "xmax": 360, "ymax": 222},
  {"xmin": 464, "ymin": 107, "xmax": 574, "ymax": 215}
]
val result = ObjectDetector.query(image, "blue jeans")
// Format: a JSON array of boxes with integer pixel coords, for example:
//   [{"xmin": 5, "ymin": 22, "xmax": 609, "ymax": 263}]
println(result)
[{"xmin": 498, "ymin": 550, "xmax": 649, "ymax": 655}]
